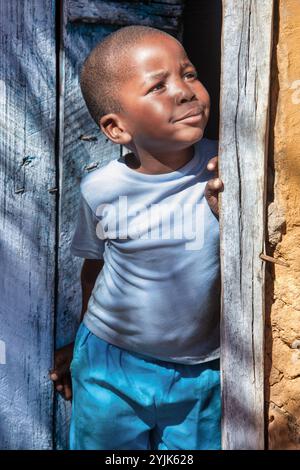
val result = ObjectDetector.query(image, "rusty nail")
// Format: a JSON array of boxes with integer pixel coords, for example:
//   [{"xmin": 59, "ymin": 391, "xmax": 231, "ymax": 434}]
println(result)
[
  {"xmin": 259, "ymin": 253, "xmax": 290, "ymax": 267},
  {"xmin": 79, "ymin": 134, "xmax": 97, "ymax": 142},
  {"xmin": 85, "ymin": 163, "xmax": 99, "ymax": 171}
]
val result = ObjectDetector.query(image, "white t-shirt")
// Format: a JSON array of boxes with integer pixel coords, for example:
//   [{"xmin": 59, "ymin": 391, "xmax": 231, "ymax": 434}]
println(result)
[{"xmin": 71, "ymin": 137, "xmax": 220, "ymax": 364}]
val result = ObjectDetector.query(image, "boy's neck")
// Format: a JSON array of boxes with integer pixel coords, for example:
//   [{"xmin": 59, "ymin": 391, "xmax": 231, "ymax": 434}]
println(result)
[{"xmin": 125, "ymin": 145, "xmax": 195, "ymax": 175}]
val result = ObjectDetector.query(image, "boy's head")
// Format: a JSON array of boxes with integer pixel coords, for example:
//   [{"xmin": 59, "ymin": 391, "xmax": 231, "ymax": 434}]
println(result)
[{"xmin": 80, "ymin": 25, "xmax": 210, "ymax": 154}]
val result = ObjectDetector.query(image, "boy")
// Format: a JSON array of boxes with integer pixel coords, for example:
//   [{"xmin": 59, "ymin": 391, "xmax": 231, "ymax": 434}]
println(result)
[{"xmin": 50, "ymin": 25, "xmax": 224, "ymax": 450}]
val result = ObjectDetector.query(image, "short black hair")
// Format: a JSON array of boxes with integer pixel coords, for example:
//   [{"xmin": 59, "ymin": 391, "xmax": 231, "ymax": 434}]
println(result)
[{"xmin": 79, "ymin": 25, "xmax": 176, "ymax": 127}]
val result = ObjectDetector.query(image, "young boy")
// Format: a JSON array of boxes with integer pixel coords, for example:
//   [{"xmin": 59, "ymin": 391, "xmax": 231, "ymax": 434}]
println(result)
[{"xmin": 50, "ymin": 25, "xmax": 224, "ymax": 450}]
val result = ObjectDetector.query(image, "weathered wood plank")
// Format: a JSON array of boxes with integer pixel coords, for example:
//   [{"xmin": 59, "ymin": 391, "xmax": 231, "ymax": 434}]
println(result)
[
  {"xmin": 0, "ymin": 0, "xmax": 56, "ymax": 449},
  {"xmin": 219, "ymin": 0, "xmax": 274, "ymax": 450},
  {"xmin": 67, "ymin": 0, "xmax": 184, "ymax": 31}
]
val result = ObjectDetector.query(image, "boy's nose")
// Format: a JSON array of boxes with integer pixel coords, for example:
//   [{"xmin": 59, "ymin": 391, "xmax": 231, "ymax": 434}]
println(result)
[{"xmin": 172, "ymin": 81, "xmax": 196, "ymax": 104}]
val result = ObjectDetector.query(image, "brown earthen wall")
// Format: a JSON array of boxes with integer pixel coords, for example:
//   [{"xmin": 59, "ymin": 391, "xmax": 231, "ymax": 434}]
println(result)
[{"xmin": 266, "ymin": 0, "xmax": 300, "ymax": 450}]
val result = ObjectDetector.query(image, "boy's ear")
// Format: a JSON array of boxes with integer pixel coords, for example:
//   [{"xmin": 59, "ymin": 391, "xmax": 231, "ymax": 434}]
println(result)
[{"xmin": 99, "ymin": 113, "xmax": 132, "ymax": 145}]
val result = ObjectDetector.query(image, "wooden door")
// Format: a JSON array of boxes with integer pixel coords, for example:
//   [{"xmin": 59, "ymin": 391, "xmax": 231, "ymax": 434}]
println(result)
[{"xmin": 0, "ymin": 0, "xmax": 56, "ymax": 449}]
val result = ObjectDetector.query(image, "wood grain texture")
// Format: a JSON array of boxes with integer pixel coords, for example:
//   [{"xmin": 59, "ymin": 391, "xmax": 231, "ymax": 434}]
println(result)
[
  {"xmin": 67, "ymin": 0, "xmax": 184, "ymax": 32},
  {"xmin": 0, "ymin": 0, "xmax": 56, "ymax": 449},
  {"xmin": 219, "ymin": 0, "xmax": 274, "ymax": 450}
]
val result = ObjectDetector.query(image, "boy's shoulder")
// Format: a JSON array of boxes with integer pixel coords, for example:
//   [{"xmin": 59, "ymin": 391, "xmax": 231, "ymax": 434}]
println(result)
[
  {"xmin": 80, "ymin": 158, "xmax": 117, "ymax": 188},
  {"xmin": 79, "ymin": 139, "xmax": 219, "ymax": 206},
  {"xmin": 80, "ymin": 158, "xmax": 121, "ymax": 193},
  {"xmin": 79, "ymin": 158, "xmax": 120, "ymax": 210}
]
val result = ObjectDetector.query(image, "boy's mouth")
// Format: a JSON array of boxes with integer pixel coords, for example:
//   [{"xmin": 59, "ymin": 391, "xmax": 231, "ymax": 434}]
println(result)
[
  {"xmin": 172, "ymin": 105, "xmax": 205, "ymax": 123},
  {"xmin": 174, "ymin": 113, "xmax": 203, "ymax": 124}
]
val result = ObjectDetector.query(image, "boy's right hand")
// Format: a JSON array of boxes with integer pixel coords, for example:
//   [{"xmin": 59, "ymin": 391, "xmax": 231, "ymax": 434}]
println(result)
[
  {"xmin": 204, "ymin": 156, "xmax": 224, "ymax": 218},
  {"xmin": 49, "ymin": 342, "xmax": 74, "ymax": 401}
]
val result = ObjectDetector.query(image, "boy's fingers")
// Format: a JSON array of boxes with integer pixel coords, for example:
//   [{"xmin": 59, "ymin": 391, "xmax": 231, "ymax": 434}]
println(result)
[
  {"xmin": 207, "ymin": 156, "xmax": 218, "ymax": 171},
  {"xmin": 208, "ymin": 196, "xmax": 218, "ymax": 208},
  {"xmin": 49, "ymin": 370, "xmax": 68, "ymax": 385},
  {"xmin": 49, "ymin": 371, "xmax": 58, "ymax": 381},
  {"xmin": 49, "ymin": 361, "xmax": 70, "ymax": 379},
  {"xmin": 205, "ymin": 178, "xmax": 224, "ymax": 194},
  {"xmin": 63, "ymin": 376, "xmax": 72, "ymax": 401},
  {"xmin": 49, "ymin": 370, "xmax": 64, "ymax": 381},
  {"xmin": 51, "ymin": 374, "xmax": 71, "ymax": 398},
  {"xmin": 63, "ymin": 384, "xmax": 72, "ymax": 401},
  {"xmin": 49, "ymin": 369, "xmax": 66, "ymax": 382}
]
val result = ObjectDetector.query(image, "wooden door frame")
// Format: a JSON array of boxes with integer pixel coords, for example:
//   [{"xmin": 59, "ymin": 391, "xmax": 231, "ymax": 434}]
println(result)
[{"xmin": 219, "ymin": 0, "xmax": 274, "ymax": 450}]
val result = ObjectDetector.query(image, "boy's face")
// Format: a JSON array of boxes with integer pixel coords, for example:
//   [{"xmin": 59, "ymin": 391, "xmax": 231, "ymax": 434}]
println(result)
[{"xmin": 101, "ymin": 34, "xmax": 210, "ymax": 154}]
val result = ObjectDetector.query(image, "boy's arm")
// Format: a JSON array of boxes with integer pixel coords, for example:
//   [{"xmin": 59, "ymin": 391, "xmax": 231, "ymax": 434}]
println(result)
[{"xmin": 49, "ymin": 258, "xmax": 104, "ymax": 401}]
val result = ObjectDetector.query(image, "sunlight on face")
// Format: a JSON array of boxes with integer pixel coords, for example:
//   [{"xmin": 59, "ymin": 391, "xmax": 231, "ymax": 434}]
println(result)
[{"xmin": 116, "ymin": 34, "xmax": 210, "ymax": 154}]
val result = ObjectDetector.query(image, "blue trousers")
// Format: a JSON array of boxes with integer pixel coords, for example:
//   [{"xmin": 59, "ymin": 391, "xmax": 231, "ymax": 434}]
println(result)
[{"xmin": 69, "ymin": 322, "xmax": 221, "ymax": 450}]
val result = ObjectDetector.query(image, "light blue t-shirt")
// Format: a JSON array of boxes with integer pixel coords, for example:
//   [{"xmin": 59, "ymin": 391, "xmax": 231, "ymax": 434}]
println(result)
[{"xmin": 71, "ymin": 138, "xmax": 220, "ymax": 364}]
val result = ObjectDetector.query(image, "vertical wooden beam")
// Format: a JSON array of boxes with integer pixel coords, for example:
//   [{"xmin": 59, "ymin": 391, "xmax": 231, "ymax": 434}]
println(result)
[
  {"xmin": 0, "ymin": 0, "xmax": 56, "ymax": 449},
  {"xmin": 219, "ymin": 0, "xmax": 274, "ymax": 449}
]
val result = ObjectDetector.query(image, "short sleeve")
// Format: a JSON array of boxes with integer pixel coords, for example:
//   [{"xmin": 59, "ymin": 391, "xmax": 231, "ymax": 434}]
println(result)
[{"xmin": 70, "ymin": 194, "xmax": 105, "ymax": 259}]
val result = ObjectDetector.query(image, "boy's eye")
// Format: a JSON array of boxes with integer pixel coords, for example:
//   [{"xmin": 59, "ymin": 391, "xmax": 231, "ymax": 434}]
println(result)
[
  {"xmin": 148, "ymin": 72, "xmax": 198, "ymax": 94},
  {"xmin": 185, "ymin": 72, "xmax": 198, "ymax": 79},
  {"xmin": 149, "ymin": 82, "xmax": 165, "ymax": 93}
]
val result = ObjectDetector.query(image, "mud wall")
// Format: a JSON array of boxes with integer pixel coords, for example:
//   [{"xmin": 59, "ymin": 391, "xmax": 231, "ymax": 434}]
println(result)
[{"xmin": 266, "ymin": 0, "xmax": 300, "ymax": 450}]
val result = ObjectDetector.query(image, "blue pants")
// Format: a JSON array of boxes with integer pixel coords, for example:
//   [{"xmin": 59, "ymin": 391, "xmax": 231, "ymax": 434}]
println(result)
[{"xmin": 69, "ymin": 322, "xmax": 221, "ymax": 450}]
